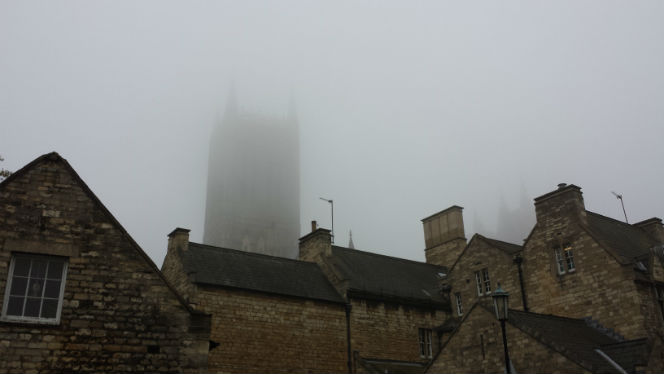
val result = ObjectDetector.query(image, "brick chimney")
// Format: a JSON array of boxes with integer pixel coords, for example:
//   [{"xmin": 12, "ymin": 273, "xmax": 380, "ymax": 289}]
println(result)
[
  {"xmin": 534, "ymin": 184, "xmax": 587, "ymax": 226},
  {"xmin": 168, "ymin": 227, "xmax": 190, "ymax": 253},
  {"xmin": 634, "ymin": 218, "xmax": 664, "ymax": 243},
  {"xmin": 422, "ymin": 206, "xmax": 467, "ymax": 268},
  {"xmin": 299, "ymin": 220, "xmax": 332, "ymax": 263}
]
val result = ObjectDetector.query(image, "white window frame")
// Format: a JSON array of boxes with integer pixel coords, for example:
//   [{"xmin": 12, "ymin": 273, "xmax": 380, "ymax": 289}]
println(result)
[
  {"xmin": 1, "ymin": 253, "xmax": 68, "ymax": 324},
  {"xmin": 475, "ymin": 271, "xmax": 483, "ymax": 296},
  {"xmin": 455, "ymin": 292, "xmax": 463, "ymax": 316},
  {"xmin": 555, "ymin": 244, "xmax": 575, "ymax": 275},
  {"xmin": 482, "ymin": 268, "xmax": 491, "ymax": 294},
  {"xmin": 418, "ymin": 328, "xmax": 433, "ymax": 358}
]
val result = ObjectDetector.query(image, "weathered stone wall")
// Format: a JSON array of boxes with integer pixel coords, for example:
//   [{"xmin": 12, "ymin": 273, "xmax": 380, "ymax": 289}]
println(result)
[
  {"xmin": 522, "ymin": 222, "xmax": 650, "ymax": 339},
  {"xmin": 0, "ymin": 154, "xmax": 209, "ymax": 373},
  {"xmin": 160, "ymin": 243, "xmax": 197, "ymax": 307},
  {"xmin": 427, "ymin": 305, "xmax": 589, "ymax": 374},
  {"xmin": 447, "ymin": 238, "xmax": 523, "ymax": 317},
  {"xmin": 194, "ymin": 286, "xmax": 348, "ymax": 374},
  {"xmin": 424, "ymin": 239, "xmax": 466, "ymax": 269},
  {"xmin": 349, "ymin": 298, "xmax": 446, "ymax": 370}
]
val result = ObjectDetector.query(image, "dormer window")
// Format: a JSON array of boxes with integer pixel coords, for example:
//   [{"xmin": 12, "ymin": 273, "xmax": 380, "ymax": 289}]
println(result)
[{"xmin": 554, "ymin": 244, "xmax": 575, "ymax": 275}]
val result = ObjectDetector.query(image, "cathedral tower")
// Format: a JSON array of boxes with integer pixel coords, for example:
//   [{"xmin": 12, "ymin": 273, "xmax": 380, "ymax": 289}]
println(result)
[{"xmin": 203, "ymin": 90, "xmax": 300, "ymax": 258}]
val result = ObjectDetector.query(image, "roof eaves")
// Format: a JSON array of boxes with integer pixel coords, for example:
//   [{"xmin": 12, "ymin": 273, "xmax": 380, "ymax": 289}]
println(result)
[
  {"xmin": 195, "ymin": 281, "xmax": 346, "ymax": 305},
  {"xmin": 346, "ymin": 288, "xmax": 449, "ymax": 310}
]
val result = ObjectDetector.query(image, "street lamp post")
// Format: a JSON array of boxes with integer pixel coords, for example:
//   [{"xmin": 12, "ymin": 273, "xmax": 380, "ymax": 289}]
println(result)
[
  {"xmin": 319, "ymin": 197, "xmax": 334, "ymax": 243},
  {"xmin": 492, "ymin": 283, "xmax": 511, "ymax": 374}
]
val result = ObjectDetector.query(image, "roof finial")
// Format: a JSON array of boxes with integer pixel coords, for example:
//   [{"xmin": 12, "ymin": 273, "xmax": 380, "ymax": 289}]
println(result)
[{"xmin": 348, "ymin": 230, "xmax": 355, "ymax": 249}]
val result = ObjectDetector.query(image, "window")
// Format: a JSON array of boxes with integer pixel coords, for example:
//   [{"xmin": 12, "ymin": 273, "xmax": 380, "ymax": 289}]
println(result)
[
  {"xmin": 482, "ymin": 268, "xmax": 491, "ymax": 294},
  {"xmin": 555, "ymin": 244, "xmax": 575, "ymax": 275},
  {"xmin": 475, "ymin": 268, "xmax": 491, "ymax": 295},
  {"xmin": 418, "ymin": 328, "xmax": 433, "ymax": 358},
  {"xmin": 455, "ymin": 292, "xmax": 463, "ymax": 316},
  {"xmin": 2, "ymin": 254, "xmax": 68, "ymax": 324}
]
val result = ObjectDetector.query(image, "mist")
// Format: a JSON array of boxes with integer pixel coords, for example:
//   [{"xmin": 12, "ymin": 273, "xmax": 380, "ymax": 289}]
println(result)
[{"xmin": 1, "ymin": 1, "xmax": 663, "ymax": 265}]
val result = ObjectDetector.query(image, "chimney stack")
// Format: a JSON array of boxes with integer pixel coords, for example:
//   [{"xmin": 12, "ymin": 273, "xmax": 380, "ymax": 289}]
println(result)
[
  {"xmin": 634, "ymin": 218, "xmax": 664, "ymax": 243},
  {"xmin": 298, "ymin": 225, "xmax": 332, "ymax": 263},
  {"xmin": 421, "ymin": 206, "xmax": 467, "ymax": 268},
  {"xmin": 534, "ymin": 184, "xmax": 587, "ymax": 225},
  {"xmin": 168, "ymin": 228, "xmax": 191, "ymax": 253}
]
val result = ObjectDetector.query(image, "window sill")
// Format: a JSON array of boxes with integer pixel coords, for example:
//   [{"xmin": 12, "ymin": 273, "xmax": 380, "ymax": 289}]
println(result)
[{"xmin": 0, "ymin": 316, "xmax": 61, "ymax": 326}]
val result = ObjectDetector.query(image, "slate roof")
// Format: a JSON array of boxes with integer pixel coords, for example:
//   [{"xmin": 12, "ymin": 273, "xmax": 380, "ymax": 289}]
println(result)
[
  {"xmin": 180, "ymin": 242, "xmax": 345, "ymax": 304},
  {"xmin": 507, "ymin": 309, "xmax": 643, "ymax": 373},
  {"xmin": 477, "ymin": 235, "xmax": 522, "ymax": 255},
  {"xmin": 595, "ymin": 339, "xmax": 649, "ymax": 373},
  {"xmin": 328, "ymin": 246, "xmax": 449, "ymax": 308},
  {"xmin": 585, "ymin": 211, "xmax": 660, "ymax": 263}
]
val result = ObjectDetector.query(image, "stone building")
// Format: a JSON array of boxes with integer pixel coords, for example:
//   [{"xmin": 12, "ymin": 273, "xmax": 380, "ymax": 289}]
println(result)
[
  {"xmin": 298, "ymin": 225, "xmax": 451, "ymax": 373},
  {"xmin": 161, "ymin": 228, "xmax": 349, "ymax": 374},
  {"xmin": 204, "ymin": 91, "xmax": 300, "ymax": 258},
  {"xmin": 427, "ymin": 183, "xmax": 664, "ymax": 373},
  {"xmin": 161, "ymin": 222, "xmax": 453, "ymax": 374},
  {"xmin": 0, "ymin": 153, "xmax": 210, "ymax": 373}
]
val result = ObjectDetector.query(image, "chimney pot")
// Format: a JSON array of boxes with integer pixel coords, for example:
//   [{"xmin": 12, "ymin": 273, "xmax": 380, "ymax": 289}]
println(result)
[
  {"xmin": 558, "ymin": 183, "xmax": 567, "ymax": 189},
  {"xmin": 311, "ymin": 220, "xmax": 317, "ymax": 232}
]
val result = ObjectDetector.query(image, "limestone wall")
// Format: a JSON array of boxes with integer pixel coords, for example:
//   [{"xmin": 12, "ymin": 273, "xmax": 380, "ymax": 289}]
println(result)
[
  {"xmin": 349, "ymin": 298, "xmax": 446, "ymax": 369},
  {"xmin": 447, "ymin": 237, "xmax": 522, "ymax": 318},
  {"xmin": 195, "ymin": 287, "xmax": 348, "ymax": 373}
]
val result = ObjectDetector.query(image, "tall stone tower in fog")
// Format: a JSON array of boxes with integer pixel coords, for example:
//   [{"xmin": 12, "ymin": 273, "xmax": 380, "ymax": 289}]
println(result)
[{"xmin": 203, "ymin": 91, "xmax": 300, "ymax": 258}]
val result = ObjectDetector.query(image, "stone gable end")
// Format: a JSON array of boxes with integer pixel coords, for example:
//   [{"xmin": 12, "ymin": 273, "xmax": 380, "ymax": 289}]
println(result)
[
  {"xmin": 522, "ymin": 221, "xmax": 649, "ymax": 339},
  {"xmin": 427, "ymin": 305, "xmax": 588, "ymax": 374},
  {"xmin": 0, "ymin": 153, "xmax": 209, "ymax": 373}
]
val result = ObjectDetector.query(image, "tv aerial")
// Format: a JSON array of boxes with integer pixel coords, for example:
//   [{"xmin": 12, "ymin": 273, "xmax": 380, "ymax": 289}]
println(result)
[{"xmin": 611, "ymin": 191, "xmax": 628, "ymax": 223}]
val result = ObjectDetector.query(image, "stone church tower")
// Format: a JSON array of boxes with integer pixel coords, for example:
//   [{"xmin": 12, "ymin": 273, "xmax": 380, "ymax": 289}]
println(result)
[{"xmin": 203, "ymin": 90, "xmax": 300, "ymax": 258}]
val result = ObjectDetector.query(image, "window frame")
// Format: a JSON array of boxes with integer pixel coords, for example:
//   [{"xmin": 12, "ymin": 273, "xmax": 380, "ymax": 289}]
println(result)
[
  {"xmin": 482, "ymin": 268, "xmax": 491, "ymax": 294},
  {"xmin": 455, "ymin": 292, "xmax": 463, "ymax": 316},
  {"xmin": 418, "ymin": 328, "xmax": 433, "ymax": 358},
  {"xmin": 1, "ymin": 253, "xmax": 68, "ymax": 325},
  {"xmin": 475, "ymin": 271, "xmax": 483, "ymax": 296},
  {"xmin": 554, "ymin": 243, "xmax": 575, "ymax": 275}
]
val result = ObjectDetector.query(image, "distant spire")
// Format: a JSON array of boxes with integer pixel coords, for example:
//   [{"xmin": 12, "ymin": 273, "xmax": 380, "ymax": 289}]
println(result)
[{"xmin": 348, "ymin": 230, "xmax": 355, "ymax": 249}]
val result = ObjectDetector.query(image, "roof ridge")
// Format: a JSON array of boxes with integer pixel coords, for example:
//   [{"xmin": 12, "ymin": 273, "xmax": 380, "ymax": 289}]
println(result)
[
  {"xmin": 188, "ymin": 241, "xmax": 314, "ymax": 266},
  {"xmin": 586, "ymin": 210, "xmax": 638, "ymax": 229},
  {"xmin": 332, "ymin": 245, "xmax": 446, "ymax": 269},
  {"xmin": 478, "ymin": 235, "xmax": 522, "ymax": 248},
  {"xmin": 510, "ymin": 309, "xmax": 589, "ymax": 324}
]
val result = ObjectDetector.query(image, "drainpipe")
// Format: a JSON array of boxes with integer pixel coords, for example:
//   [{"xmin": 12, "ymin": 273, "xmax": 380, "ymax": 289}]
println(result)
[
  {"xmin": 345, "ymin": 303, "xmax": 353, "ymax": 373},
  {"xmin": 513, "ymin": 254, "xmax": 529, "ymax": 312}
]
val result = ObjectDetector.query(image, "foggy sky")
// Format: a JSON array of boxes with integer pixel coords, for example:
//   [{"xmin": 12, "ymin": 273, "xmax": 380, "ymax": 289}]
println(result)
[{"xmin": 2, "ymin": 1, "xmax": 663, "ymax": 265}]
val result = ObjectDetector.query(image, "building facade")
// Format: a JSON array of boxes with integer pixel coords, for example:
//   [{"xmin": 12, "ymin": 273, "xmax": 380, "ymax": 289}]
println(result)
[
  {"xmin": 427, "ymin": 183, "xmax": 664, "ymax": 373},
  {"xmin": 0, "ymin": 153, "xmax": 210, "ymax": 373},
  {"xmin": 203, "ymin": 93, "xmax": 300, "ymax": 258},
  {"xmin": 162, "ymin": 228, "xmax": 349, "ymax": 374}
]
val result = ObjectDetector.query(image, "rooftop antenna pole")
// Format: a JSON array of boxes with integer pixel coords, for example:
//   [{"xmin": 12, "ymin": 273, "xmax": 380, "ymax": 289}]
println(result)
[
  {"xmin": 611, "ymin": 191, "xmax": 629, "ymax": 223},
  {"xmin": 319, "ymin": 197, "xmax": 334, "ymax": 243}
]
